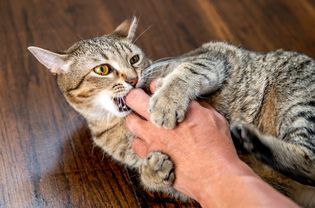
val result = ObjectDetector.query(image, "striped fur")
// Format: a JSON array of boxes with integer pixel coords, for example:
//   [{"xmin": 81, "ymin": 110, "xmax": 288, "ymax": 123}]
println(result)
[
  {"xmin": 29, "ymin": 18, "xmax": 315, "ymax": 206},
  {"xmin": 28, "ymin": 18, "xmax": 182, "ymax": 199},
  {"xmin": 143, "ymin": 41, "xmax": 315, "ymax": 207}
]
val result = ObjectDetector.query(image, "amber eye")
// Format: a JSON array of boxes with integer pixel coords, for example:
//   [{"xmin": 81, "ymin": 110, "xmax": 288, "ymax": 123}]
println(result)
[
  {"xmin": 130, "ymin": 55, "xmax": 140, "ymax": 65},
  {"xmin": 93, "ymin": 64, "xmax": 112, "ymax": 76}
]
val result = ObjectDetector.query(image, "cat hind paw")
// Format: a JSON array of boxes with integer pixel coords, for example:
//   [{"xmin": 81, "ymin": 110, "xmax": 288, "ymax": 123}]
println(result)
[
  {"xmin": 230, "ymin": 122, "xmax": 273, "ymax": 160},
  {"xmin": 140, "ymin": 152, "xmax": 175, "ymax": 190}
]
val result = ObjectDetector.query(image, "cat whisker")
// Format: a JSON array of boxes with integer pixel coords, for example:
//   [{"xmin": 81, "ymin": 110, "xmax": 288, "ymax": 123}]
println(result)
[
  {"xmin": 122, "ymin": 96, "xmax": 127, "ymax": 107},
  {"xmin": 139, "ymin": 75, "xmax": 159, "ymax": 82},
  {"xmin": 91, "ymin": 142, "xmax": 96, "ymax": 155},
  {"xmin": 153, "ymin": 56, "xmax": 175, "ymax": 63},
  {"xmin": 143, "ymin": 61, "xmax": 175, "ymax": 75},
  {"xmin": 102, "ymin": 113, "xmax": 112, "ymax": 148},
  {"xmin": 140, "ymin": 70, "xmax": 163, "ymax": 79},
  {"xmin": 101, "ymin": 150, "xmax": 106, "ymax": 161},
  {"xmin": 141, "ymin": 68, "xmax": 164, "ymax": 78},
  {"xmin": 140, "ymin": 73, "xmax": 158, "ymax": 79},
  {"xmin": 133, "ymin": 25, "xmax": 152, "ymax": 43},
  {"xmin": 76, "ymin": 34, "xmax": 85, "ymax": 41},
  {"xmin": 105, "ymin": 113, "xmax": 111, "ymax": 125}
]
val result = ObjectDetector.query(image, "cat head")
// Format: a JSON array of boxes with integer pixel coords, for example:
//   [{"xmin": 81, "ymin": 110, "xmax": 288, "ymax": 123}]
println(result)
[{"xmin": 28, "ymin": 17, "xmax": 151, "ymax": 120}]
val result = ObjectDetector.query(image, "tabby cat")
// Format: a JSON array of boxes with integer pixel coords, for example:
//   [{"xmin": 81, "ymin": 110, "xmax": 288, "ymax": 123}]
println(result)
[{"xmin": 28, "ymin": 17, "xmax": 315, "ymax": 207}]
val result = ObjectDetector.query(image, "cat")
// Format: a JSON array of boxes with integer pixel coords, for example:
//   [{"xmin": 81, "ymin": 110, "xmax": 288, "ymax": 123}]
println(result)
[
  {"xmin": 28, "ymin": 17, "xmax": 315, "ymax": 207},
  {"xmin": 28, "ymin": 17, "xmax": 181, "ymax": 199}
]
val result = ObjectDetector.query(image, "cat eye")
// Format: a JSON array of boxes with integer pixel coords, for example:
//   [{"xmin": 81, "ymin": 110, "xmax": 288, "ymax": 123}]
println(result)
[
  {"xmin": 130, "ymin": 55, "xmax": 140, "ymax": 65},
  {"xmin": 93, "ymin": 64, "xmax": 113, "ymax": 76}
]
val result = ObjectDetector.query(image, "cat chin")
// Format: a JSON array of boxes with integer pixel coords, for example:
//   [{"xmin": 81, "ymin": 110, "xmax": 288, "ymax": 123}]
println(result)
[
  {"xmin": 111, "ymin": 110, "xmax": 132, "ymax": 118},
  {"xmin": 92, "ymin": 105, "xmax": 131, "ymax": 119},
  {"xmin": 83, "ymin": 108, "xmax": 130, "ymax": 121}
]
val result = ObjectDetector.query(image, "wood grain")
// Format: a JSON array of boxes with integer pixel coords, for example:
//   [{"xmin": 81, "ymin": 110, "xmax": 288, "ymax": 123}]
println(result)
[{"xmin": 0, "ymin": 0, "xmax": 314, "ymax": 207}]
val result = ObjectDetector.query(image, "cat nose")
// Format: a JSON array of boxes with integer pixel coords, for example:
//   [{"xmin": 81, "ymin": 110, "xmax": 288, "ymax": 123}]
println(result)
[{"xmin": 126, "ymin": 77, "xmax": 138, "ymax": 87}]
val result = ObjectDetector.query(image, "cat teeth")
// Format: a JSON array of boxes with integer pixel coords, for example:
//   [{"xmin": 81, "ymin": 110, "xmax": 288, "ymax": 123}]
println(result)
[
  {"xmin": 122, "ymin": 105, "xmax": 130, "ymax": 111},
  {"xmin": 113, "ymin": 97, "xmax": 130, "ymax": 112}
]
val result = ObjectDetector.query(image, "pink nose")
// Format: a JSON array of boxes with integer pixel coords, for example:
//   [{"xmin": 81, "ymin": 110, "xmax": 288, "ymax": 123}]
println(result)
[{"xmin": 126, "ymin": 78, "xmax": 138, "ymax": 87}]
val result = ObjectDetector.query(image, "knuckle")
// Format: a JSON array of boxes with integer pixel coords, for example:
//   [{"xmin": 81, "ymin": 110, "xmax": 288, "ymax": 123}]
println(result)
[
  {"xmin": 215, "ymin": 112, "xmax": 228, "ymax": 125},
  {"xmin": 182, "ymin": 116, "xmax": 198, "ymax": 128},
  {"xmin": 202, "ymin": 108, "xmax": 215, "ymax": 119}
]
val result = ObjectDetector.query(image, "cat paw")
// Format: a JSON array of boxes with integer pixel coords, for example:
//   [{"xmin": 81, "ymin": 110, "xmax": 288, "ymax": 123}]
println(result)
[
  {"xmin": 230, "ymin": 122, "xmax": 256, "ymax": 152},
  {"xmin": 230, "ymin": 122, "xmax": 272, "ymax": 158},
  {"xmin": 149, "ymin": 89, "xmax": 189, "ymax": 129},
  {"xmin": 140, "ymin": 152, "xmax": 175, "ymax": 190}
]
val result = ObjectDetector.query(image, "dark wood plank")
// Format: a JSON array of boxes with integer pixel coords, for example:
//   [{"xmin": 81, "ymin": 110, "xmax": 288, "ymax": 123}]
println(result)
[{"xmin": 0, "ymin": 0, "xmax": 315, "ymax": 207}]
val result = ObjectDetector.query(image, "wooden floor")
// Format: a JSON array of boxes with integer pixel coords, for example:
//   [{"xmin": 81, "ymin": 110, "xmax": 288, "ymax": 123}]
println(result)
[{"xmin": 1, "ymin": 0, "xmax": 315, "ymax": 207}]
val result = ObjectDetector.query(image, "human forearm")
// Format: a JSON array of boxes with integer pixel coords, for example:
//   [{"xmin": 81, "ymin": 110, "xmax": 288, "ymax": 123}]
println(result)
[{"xmin": 195, "ymin": 160, "xmax": 298, "ymax": 208}]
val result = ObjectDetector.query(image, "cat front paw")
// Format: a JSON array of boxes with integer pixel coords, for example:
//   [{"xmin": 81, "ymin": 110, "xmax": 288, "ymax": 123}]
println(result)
[
  {"xmin": 140, "ymin": 152, "xmax": 175, "ymax": 190},
  {"xmin": 149, "ymin": 88, "xmax": 189, "ymax": 129}
]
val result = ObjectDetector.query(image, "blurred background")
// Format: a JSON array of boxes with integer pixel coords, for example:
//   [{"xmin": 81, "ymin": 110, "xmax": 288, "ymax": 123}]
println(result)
[{"xmin": 0, "ymin": 0, "xmax": 315, "ymax": 207}]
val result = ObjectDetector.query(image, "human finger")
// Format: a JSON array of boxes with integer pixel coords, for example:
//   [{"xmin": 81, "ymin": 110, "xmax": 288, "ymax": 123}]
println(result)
[
  {"xmin": 132, "ymin": 138, "xmax": 148, "ymax": 158},
  {"xmin": 125, "ymin": 113, "xmax": 153, "ymax": 144},
  {"xmin": 125, "ymin": 89, "xmax": 150, "ymax": 120},
  {"xmin": 149, "ymin": 79, "xmax": 157, "ymax": 93}
]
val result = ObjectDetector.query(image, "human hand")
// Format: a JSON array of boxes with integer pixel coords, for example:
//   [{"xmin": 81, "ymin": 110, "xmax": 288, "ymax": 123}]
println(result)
[
  {"xmin": 125, "ymin": 82, "xmax": 298, "ymax": 208},
  {"xmin": 125, "ymin": 82, "xmax": 248, "ymax": 201}
]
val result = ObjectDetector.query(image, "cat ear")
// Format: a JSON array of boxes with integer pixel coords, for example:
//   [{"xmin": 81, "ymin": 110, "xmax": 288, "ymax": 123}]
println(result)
[
  {"xmin": 27, "ymin": 46, "xmax": 71, "ymax": 74},
  {"xmin": 112, "ymin": 16, "xmax": 138, "ymax": 41}
]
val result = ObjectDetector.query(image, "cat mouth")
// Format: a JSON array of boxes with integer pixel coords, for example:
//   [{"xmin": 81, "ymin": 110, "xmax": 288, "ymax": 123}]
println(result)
[{"xmin": 113, "ymin": 97, "xmax": 130, "ymax": 112}]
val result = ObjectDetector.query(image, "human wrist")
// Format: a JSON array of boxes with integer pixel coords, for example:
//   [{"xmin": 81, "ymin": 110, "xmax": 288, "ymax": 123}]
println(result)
[
  {"xmin": 196, "ymin": 160, "xmax": 297, "ymax": 208},
  {"xmin": 195, "ymin": 159, "xmax": 256, "ymax": 207}
]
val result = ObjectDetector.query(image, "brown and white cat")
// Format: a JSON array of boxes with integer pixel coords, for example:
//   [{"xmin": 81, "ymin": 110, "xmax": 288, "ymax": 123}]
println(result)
[
  {"xmin": 28, "ymin": 17, "xmax": 315, "ymax": 207},
  {"xmin": 28, "ymin": 17, "xmax": 180, "ymax": 198}
]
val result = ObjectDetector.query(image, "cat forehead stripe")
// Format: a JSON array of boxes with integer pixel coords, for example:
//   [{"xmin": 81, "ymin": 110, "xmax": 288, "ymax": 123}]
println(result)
[{"xmin": 101, "ymin": 53, "xmax": 109, "ymax": 60}]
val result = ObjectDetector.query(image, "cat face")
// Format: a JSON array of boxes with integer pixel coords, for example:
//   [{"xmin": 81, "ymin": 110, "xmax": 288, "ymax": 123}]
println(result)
[{"xmin": 28, "ymin": 17, "xmax": 151, "ymax": 120}]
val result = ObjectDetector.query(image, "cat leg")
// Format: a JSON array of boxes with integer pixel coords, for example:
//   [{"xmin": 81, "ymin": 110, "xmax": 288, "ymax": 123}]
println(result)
[
  {"xmin": 150, "ymin": 61, "xmax": 227, "ymax": 129},
  {"xmin": 231, "ymin": 122, "xmax": 315, "ymax": 186},
  {"xmin": 140, "ymin": 151, "xmax": 188, "ymax": 200}
]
